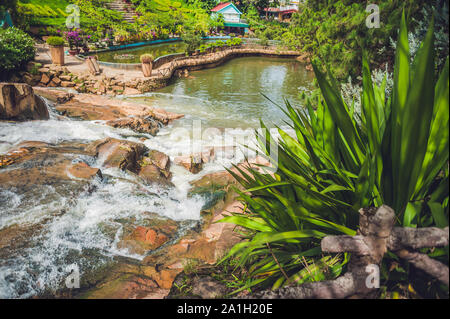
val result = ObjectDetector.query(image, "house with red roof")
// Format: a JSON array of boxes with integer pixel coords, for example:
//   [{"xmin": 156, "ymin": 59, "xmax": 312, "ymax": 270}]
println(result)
[
  {"xmin": 264, "ymin": 0, "xmax": 301, "ymax": 22},
  {"xmin": 211, "ymin": 2, "xmax": 249, "ymax": 35}
]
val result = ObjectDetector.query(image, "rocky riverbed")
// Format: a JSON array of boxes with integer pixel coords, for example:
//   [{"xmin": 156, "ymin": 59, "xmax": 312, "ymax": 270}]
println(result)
[{"xmin": 0, "ymin": 83, "xmax": 261, "ymax": 299}]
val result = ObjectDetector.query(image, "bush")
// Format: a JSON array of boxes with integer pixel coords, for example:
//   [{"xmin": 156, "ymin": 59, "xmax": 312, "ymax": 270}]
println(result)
[
  {"xmin": 199, "ymin": 44, "xmax": 208, "ymax": 53},
  {"xmin": 181, "ymin": 31, "xmax": 202, "ymax": 55},
  {"xmin": 46, "ymin": 36, "xmax": 65, "ymax": 46},
  {"xmin": 0, "ymin": 27, "xmax": 36, "ymax": 75},
  {"xmin": 140, "ymin": 53, "xmax": 154, "ymax": 63},
  {"xmin": 231, "ymin": 37, "xmax": 242, "ymax": 46}
]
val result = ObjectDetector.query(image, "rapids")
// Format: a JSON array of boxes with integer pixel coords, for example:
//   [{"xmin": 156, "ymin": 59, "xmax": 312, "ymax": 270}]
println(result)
[{"xmin": 0, "ymin": 57, "xmax": 313, "ymax": 298}]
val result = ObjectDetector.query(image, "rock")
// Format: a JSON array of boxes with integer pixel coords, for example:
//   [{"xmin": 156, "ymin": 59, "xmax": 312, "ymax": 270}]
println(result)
[
  {"xmin": 143, "ymin": 150, "xmax": 170, "ymax": 171},
  {"xmin": 32, "ymin": 87, "xmax": 74, "ymax": 104},
  {"xmin": 106, "ymin": 117, "xmax": 160, "ymax": 136},
  {"xmin": 200, "ymin": 147, "xmax": 215, "ymax": 163},
  {"xmin": 73, "ymin": 94, "xmax": 183, "ymax": 123},
  {"xmin": 0, "ymin": 141, "xmax": 101, "ymax": 187},
  {"xmin": 51, "ymin": 76, "xmax": 61, "ymax": 85},
  {"xmin": 95, "ymin": 81, "xmax": 106, "ymax": 94},
  {"xmin": 59, "ymin": 75, "xmax": 72, "ymax": 81},
  {"xmin": 86, "ymin": 138, "xmax": 147, "ymax": 173},
  {"xmin": 81, "ymin": 270, "xmax": 159, "ymax": 299},
  {"xmin": 23, "ymin": 73, "xmax": 38, "ymax": 86},
  {"xmin": 118, "ymin": 218, "xmax": 178, "ymax": 255},
  {"xmin": 67, "ymin": 162, "xmax": 102, "ymax": 180},
  {"xmin": 38, "ymin": 67, "xmax": 50, "ymax": 74},
  {"xmin": 136, "ymin": 226, "xmax": 168, "ymax": 248},
  {"xmin": 190, "ymin": 170, "xmax": 237, "ymax": 191},
  {"xmin": 137, "ymin": 150, "xmax": 172, "ymax": 186},
  {"xmin": 61, "ymin": 81, "xmax": 75, "ymax": 88},
  {"xmin": 0, "ymin": 83, "xmax": 49, "ymax": 121},
  {"xmin": 174, "ymin": 154, "xmax": 203, "ymax": 174},
  {"xmin": 191, "ymin": 276, "xmax": 227, "ymax": 299},
  {"xmin": 174, "ymin": 147, "xmax": 217, "ymax": 174},
  {"xmin": 111, "ymin": 85, "xmax": 124, "ymax": 92},
  {"xmin": 47, "ymin": 80, "xmax": 57, "ymax": 87},
  {"xmin": 40, "ymin": 73, "xmax": 51, "ymax": 85},
  {"xmin": 123, "ymin": 87, "xmax": 141, "ymax": 95},
  {"xmin": 138, "ymin": 164, "xmax": 172, "ymax": 186}
]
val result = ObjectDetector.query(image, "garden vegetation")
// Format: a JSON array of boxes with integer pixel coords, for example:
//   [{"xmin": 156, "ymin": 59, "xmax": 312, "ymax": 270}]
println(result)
[
  {"xmin": 0, "ymin": 27, "xmax": 36, "ymax": 77},
  {"xmin": 219, "ymin": 13, "xmax": 449, "ymax": 298}
]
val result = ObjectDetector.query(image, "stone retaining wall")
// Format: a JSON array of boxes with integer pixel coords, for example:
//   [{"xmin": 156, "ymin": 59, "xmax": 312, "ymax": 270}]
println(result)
[{"xmin": 11, "ymin": 45, "xmax": 310, "ymax": 96}]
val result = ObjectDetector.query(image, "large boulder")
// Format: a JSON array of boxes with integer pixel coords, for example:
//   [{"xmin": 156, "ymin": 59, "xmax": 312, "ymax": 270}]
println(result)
[
  {"xmin": 85, "ymin": 138, "xmax": 173, "ymax": 186},
  {"xmin": 0, "ymin": 83, "xmax": 49, "ymax": 121},
  {"xmin": 106, "ymin": 117, "xmax": 160, "ymax": 136},
  {"xmin": 0, "ymin": 141, "xmax": 102, "ymax": 191},
  {"xmin": 86, "ymin": 138, "xmax": 148, "ymax": 173},
  {"xmin": 117, "ymin": 215, "xmax": 179, "ymax": 255}
]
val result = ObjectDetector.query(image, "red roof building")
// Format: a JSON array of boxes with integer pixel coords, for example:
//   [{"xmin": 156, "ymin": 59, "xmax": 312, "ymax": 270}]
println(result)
[{"xmin": 211, "ymin": 2, "xmax": 234, "ymax": 12}]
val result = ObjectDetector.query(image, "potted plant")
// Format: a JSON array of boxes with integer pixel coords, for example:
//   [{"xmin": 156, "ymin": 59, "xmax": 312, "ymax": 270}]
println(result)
[
  {"xmin": 65, "ymin": 30, "xmax": 81, "ymax": 55},
  {"xmin": 46, "ymin": 36, "xmax": 65, "ymax": 65},
  {"xmin": 140, "ymin": 54, "xmax": 154, "ymax": 77}
]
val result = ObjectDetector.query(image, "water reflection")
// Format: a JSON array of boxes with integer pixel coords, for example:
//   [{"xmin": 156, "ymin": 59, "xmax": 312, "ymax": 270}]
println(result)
[{"xmin": 132, "ymin": 57, "xmax": 315, "ymax": 129}]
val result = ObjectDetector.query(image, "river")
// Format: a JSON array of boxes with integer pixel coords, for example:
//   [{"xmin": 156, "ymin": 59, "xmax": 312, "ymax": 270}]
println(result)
[{"xmin": 0, "ymin": 57, "xmax": 313, "ymax": 298}]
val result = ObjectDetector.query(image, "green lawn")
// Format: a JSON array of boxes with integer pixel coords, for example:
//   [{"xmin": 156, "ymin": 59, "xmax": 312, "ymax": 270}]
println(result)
[{"xmin": 18, "ymin": 0, "xmax": 96, "ymax": 28}]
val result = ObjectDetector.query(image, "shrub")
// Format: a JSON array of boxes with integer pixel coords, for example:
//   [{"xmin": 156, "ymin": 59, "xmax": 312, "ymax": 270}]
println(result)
[
  {"xmin": 231, "ymin": 37, "xmax": 242, "ymax": 46},
  {"xmin": 0, "ymin": 27, "xmax": 36, "ymax": 75},
  {"xmin": 219, "ymin": 13, "xmax": 449, "ymax": 297},
  {"xmin": 46, "ymin": 36, "xmax": 65, "ymax": 46},
  {"xmin": 140, "ymin": 53, "xmax": 154, "ymax": 63},
  {"xmin": 181, "ymin": 31, "xmax": 202, "ymax": 55},
  {"xmin": 199, "ymin": 44, "xmax": 208, "ymax": 53},
  {"xmin": 258, "ymin": 36, "xmax": 269, "ymax": 46}
]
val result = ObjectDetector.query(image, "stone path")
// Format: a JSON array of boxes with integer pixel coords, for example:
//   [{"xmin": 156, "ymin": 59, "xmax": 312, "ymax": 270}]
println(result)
[
  {"xmin": 106, "ymin": 0, "xmax": 138, "ymax": 23},
  {"xmin": 33, "ymin": 43, "xmax": 305, "ymax": 94},
  {"xmin": 35, "ymin": 43, "xmax": 146, "ymax": 82}
]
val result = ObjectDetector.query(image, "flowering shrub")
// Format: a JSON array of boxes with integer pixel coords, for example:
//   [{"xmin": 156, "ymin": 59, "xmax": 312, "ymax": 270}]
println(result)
[
  {"xmin": 64, "ymin": 29, "xmax": 82, "ymax": 50},
  {"xmin": 0, "ymin": 27, "xmax": 36, "ymax": 75}
]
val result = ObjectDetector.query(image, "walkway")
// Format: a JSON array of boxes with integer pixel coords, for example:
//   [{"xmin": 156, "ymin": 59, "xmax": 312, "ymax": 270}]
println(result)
[
  {"xmin": 34, "ymin": 43, "xmax": 305, "ymax": 91},
  {"xmin": 106, "ymin": 0, "xmax": 138, "ymax": 23}
]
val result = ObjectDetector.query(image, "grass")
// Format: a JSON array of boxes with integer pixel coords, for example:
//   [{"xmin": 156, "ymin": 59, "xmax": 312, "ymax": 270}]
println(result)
[{"xmin": 18, "ymin": 0, "xmax": 103, "ymax": 28}]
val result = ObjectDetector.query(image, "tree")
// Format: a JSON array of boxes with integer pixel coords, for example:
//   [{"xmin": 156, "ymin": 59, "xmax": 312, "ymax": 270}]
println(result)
[
  {"xmin": 0, "ymin": 0, "xmax": 18, "ymax": 23},
  {"xmin": 236, "ymin": 0, "xmax": 279, "ymax": 16}
]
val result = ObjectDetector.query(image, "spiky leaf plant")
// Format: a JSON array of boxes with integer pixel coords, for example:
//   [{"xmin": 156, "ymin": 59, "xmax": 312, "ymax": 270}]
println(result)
[{"xmin": 218, "ymin": 12, "xmax": 449, "ymax": 295}]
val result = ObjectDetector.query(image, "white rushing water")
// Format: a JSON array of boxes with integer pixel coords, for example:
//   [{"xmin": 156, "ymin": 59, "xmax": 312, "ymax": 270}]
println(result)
[
  {"xmin": 0, "ymin": 95, "xmax": 278, "ymax": 298},
  {"xmin": 0, "ymin": 58, "xmax": 313, "ymax": 298},
  {"xmin": 0, "ymin": 98, "xmax": 206, "ymax": 298}
]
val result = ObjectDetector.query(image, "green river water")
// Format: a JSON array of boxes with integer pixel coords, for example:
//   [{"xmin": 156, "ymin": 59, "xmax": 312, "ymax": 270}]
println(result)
[{"xmin": 132, "ymin": 56, "xmax": 315, "ymax": 129}]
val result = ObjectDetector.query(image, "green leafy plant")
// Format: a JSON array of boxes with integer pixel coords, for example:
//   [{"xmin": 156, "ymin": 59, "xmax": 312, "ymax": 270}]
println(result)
[
  {"xmin": 181, "ymin": 30, "xmax": 202, "ymax": 55},
  {"xmin": 46, "ymin": 36, "xmax": 65, "ymax": 46},
  {"xmin": 140, "ymin": 53, "xmax": 154, "ymax": 63},
  {"xmin": 199, "ymin": 44, "xmax": 208, "ymax": 53},
  {"xmin": 218, "ymin": 12, "xmax": 449, "ymax": 295},
  {"xmin": 231, "ymin": 37, "xmax": 242, "ymax": 46},
  {"xmin": 0, "ymin": 27, "xmax": 36, "ymax": 76}
]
